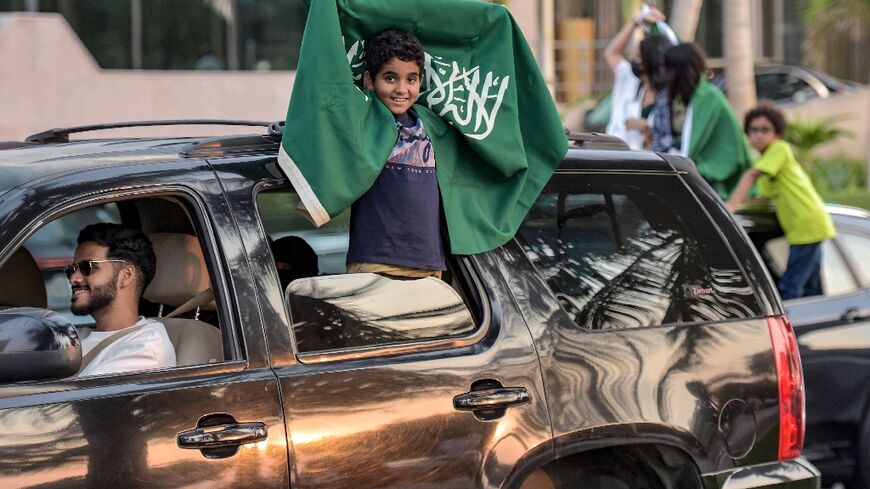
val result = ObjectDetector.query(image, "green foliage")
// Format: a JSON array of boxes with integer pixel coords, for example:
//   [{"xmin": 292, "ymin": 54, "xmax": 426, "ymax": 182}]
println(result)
[
  {"xmin": 808, "ymin": 155, "xmax": 867, "ymax": 193},
  {"xmin": 783, "ymin": 118, "xmax": 864, "ymax": 195},
  {"xmin": 621, "ymin": 0, "xmax": 642, "ymax": 23},
  {"xmin": 822, "ymin": 189, "xmax": 870, "ymax": 211},
  {"xmin": 784, "ymin": 117, "xmax": 854, "ymax": 165},
  {"xmin": 802, "ymin": 0, "xmax": 870, "ymax": 68}
]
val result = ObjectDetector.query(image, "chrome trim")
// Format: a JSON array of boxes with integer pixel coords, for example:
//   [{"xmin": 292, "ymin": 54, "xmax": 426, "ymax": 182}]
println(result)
[
  {"xmin": 177, "ymin": 422, "xmax": 268, "ymax": 449},
  {"xmin": 453, "ymin": 387, "xmax": 531, "ymax": 410}
]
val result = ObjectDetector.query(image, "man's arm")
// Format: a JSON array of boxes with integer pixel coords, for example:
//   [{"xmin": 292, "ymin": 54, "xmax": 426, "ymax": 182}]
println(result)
[{"xmin": 725, "ymin": 168, "xmax": 763, "ymax": 213}]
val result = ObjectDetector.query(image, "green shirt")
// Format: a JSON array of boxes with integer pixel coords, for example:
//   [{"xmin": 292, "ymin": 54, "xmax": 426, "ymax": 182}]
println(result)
[{"xmin": 755, "ymin": 140, "xmax": 836, "ymax": 244}]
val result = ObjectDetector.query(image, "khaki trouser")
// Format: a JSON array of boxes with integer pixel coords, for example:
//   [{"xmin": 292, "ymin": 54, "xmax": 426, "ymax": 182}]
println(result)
[{"xmin": 347, "ymin": 262, "xmax": 443, "ymax": 280}]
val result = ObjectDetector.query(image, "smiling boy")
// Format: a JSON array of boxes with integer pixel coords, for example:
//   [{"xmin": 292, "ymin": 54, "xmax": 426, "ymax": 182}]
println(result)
[
  {"xmin": 726, "ymin": 104, "xmax": 836, "ymax": 300},
  {"xmin": 345, "ymin": 29, "xmax": 446, "ymax": 279}
]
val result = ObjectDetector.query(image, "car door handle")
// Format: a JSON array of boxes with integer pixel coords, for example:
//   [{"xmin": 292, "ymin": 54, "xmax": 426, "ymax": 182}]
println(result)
[
  {"xmin": 453, "ymin": 387, "xmax": 531, "ymax": 411},
  {"xmin": 841, "ymin": 307, "xmax": 860, "ymax": 322},
  {"xmin": 177, "ymin": 422, "xmax": 267, "ymax": 449}
]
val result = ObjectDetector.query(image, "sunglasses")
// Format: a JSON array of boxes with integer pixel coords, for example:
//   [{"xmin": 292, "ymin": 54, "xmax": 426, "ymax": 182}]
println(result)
[{"xmin": 64, "ymin": 259, "xmax": 129, "ymax": 279}]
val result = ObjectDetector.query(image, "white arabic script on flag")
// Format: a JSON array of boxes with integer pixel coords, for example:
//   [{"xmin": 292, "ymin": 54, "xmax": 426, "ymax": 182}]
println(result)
[{"xmin": 346, "ymin": 41, "xmax": 509, "ymax": 141}]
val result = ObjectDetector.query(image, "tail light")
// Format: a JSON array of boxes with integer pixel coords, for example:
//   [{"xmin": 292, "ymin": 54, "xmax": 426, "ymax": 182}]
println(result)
[{"xmin": 767, "ymin": 315, "xmax": 805, "ymax": 460}]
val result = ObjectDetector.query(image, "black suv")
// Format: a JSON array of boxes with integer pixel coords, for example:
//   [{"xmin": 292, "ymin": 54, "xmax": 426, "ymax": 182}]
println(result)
[{"xmin": 0, "ymin": 123, "xmax": 819, "ymax": 488}]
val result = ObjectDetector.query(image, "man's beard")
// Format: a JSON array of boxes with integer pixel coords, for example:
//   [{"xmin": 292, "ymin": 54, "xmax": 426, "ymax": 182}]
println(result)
[{"xmin": 71, "ymin": 276, "xmax": 118, "ymax": 316}]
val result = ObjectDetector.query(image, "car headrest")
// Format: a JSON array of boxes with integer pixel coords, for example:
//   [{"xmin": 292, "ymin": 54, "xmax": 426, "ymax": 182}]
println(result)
[
  {"xmin": 0, "ymin": 247, "xmax": 47, "ymax": 309},
  {"xmin": 144, "ymin": 233, "xmax": 214, "ymax": 309}
]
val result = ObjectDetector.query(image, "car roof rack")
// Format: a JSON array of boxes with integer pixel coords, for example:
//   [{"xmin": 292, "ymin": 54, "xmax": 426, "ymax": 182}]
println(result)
[
  {"xmin": 25, "ymin": 120, "xmax": 272, "ymax": 144},
  {"xmin": 181, "ymin": 134, "xmax": 281, "ymax": 158},
  {"xmin": 566, "ymin": 131, "xmax": 630, "ymax": 150}
]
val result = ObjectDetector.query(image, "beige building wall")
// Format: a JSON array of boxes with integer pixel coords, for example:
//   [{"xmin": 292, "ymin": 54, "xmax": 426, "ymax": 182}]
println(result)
[{"xmin": 0, "ymin": 13, "xmax": 294, "ymax": 141}]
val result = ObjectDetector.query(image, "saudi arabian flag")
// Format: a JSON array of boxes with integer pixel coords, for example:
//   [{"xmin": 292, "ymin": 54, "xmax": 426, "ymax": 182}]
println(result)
[{"xmin": 279, "ymin": 0, "xmax": 568, "ymax": 255}]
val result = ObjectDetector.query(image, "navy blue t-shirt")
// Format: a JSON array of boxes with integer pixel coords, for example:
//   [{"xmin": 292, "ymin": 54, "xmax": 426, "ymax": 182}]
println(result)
[{"xmin": 347, "ymin": 109, "xmax": 446, "ymax": 270}]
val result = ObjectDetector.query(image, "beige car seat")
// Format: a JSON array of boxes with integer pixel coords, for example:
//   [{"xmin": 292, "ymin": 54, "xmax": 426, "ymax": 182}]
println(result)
[
  {"xmin": 0, "ymin": 247, "xmax": 47, "ymax": 310},
  {"xmin": 144, "ymin": 233, "xmax": 222, "ymax": 366}
]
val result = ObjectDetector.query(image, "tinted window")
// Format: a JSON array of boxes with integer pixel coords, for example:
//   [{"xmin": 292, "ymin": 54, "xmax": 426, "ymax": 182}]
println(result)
[
  {"xmin": 756, "ymin": 73, "xmax": 818, "ymax": 103},
  {"xmin": 256, "ymin": 189, "xmax": 478, "ymax": 355},
  {"xmin": 837, "ymin": 231, "xmax": 870, "ymax": 287},
  {"xmin": 517, "ymin": 174, "xmax": 760, "ymax": 330}
]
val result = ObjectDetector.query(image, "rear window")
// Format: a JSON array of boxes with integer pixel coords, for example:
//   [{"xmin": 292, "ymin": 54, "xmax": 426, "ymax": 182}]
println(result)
[
  {"xmin": 255, "ymin": 189, "xmax": 483, "ymax": 358},
  {"xmin": 517, "ymin": 173, "xmax": 761, "ymax": 330}
]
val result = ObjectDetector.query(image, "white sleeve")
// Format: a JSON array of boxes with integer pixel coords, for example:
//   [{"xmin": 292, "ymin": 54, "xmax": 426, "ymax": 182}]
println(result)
[{"xmin": 605, "ymin": 60, "xmax": 645, "ymax": 150}]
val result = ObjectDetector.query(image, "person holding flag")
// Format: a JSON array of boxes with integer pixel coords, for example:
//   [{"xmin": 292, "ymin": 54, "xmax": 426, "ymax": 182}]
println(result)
[
  {"xmin": 603, "ymin": 4, "xmax": 676, "ymax": 150},
  {"xmin": 278, "ymin": 0, "xmax": 568, "ymax": 271},
  {"xmin": 344, "ymin": 29, "xmax": 446, "ymax": 279}
]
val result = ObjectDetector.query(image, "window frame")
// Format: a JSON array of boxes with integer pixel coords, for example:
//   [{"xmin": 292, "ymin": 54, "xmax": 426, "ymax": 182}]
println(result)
[
  {"xmin": 252, "ymin": 184, "xmax": 493, "ymax": 364},
  {"xmin": 0, "ymin": 185, "xmax": 245, "ymax": 388}
]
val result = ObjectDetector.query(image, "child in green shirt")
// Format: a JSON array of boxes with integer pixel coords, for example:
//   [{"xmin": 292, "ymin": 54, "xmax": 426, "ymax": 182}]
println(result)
[{"xmin": 726, "ymin": 103, "xmax": 836, "ymax": 300}]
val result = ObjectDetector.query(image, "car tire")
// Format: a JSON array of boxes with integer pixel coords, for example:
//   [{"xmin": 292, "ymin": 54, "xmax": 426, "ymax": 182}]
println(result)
[{"xmin": 541, "ymin": 450, "xmax": 666, "ymax": 489}]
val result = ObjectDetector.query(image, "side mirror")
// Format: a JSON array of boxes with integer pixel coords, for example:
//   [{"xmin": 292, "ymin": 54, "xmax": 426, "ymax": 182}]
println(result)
[{"xmin": 0, "ymin": 308, "xmax": 82, "ymax": 383}]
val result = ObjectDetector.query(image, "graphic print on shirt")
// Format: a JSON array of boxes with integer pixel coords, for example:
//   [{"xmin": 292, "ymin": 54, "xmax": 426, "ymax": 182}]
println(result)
[{"xmin": 387, "ymin": 117, "xmax": 435, "ymax": 169}]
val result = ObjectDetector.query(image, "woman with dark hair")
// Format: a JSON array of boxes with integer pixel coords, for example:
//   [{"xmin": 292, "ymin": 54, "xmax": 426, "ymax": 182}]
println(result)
[
  {"xmin": 602, "ymin": 6, "xmax": 674, "ymax": 150},
  {"xmin": 656, "ymin": 43, "xmax": 752, "ymax": 198}
]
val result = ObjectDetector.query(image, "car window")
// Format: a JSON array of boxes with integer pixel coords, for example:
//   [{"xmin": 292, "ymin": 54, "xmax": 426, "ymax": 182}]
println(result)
[
  {"xmin": 756, "ymin": 73, "xmax": 818, "ymax": 103},
  {"xmin": 518, "ymin": 174, "xmax": 761, "ymax": 330},
  {"xmin": 256, "ymin": 189, "xmax": 480, "ymax": 355},
  {"xmin": 22, "ymin": 204, "xmax": 122, "ymax": 325},
  {"xmin": 837, "ymin": 232, "xmax": 870, "ymax": 287},
  {"xmin": 3, "ymin": 195, "xmax": 229, "ymax": 382},
  {"xmin": 763, "ymin": 237, "xmax": 856, "ymax": 297}
]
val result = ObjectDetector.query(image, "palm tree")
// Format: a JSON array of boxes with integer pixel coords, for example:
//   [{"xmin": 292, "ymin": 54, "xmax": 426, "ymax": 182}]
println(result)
[
  {"xmin": 669, "ymin": 0, "xmax": 704, "ymax": 41},
  {"xmin": 722, "ymin": 0, "xmax": 756, "ymax": 117},
  {"xmin": 803, "ymin": 0, "xmax": 870, "ymax": 83}
]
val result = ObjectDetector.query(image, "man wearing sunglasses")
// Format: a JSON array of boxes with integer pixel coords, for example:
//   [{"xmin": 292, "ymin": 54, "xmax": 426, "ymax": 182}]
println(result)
[{"xmin": 68, "ymin": 223, "xmax": 176, "ymax": 377}]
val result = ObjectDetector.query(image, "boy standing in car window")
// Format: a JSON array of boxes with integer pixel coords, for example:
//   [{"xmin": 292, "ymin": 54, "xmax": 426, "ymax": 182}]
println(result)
[
  {"xmin": 345, "ymin": 29, "xmax": 446, "ymax": 280},
  {"xmin": 68, "ymin": 223, "xmax": 176, "ymax": 376},
  {"xmin": 726, "ymin": 103, "xmax": 836, "ymax": 300}
]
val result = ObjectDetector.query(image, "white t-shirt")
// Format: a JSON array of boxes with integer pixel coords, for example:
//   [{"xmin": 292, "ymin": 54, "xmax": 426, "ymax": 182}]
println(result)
[
  {"xmin": 605, "ymin": 59, "xmax": 646, "ymax": 150},
  {"xmin": 78, "ymin": 317, "xmax": 176, "ymax": 377}
]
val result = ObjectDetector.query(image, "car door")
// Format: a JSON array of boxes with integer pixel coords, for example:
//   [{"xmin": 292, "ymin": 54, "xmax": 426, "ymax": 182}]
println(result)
[
  {"xmin": 0, "ymin": 159, "xmax": 288, "ymax": 488},
  {"xmin": 213, "ymin": 155, "xmax": 553, "ymax": 489},
  {"xmin": 780, "ymin": 225, "xmax": 870, "ymax": 463}
]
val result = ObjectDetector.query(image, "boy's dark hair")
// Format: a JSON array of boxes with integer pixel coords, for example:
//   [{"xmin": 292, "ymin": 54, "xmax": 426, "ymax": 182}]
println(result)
[
  {"xmin": 664, "ymin": 43, "xmax": 709, "ymax": 105},
  {"xmin": 637, "ymin": 34, "xmax": 673, "ymax": 91},
  {"xmin": 364, "ymin": 29, "xmax": 425, "ymax": 76},
  {"xmin": 77, "ymin": 223, "xmax": 156, "ymax": 294},
  {"xmin": 744, "ymin": 103, "xmax": 787, "ymax": 136}
]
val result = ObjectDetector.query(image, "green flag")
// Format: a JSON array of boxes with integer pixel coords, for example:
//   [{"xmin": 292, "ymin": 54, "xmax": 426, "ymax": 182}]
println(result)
[
  {"xmin": 685, "ymin": 79, "xmax": 753, "ymax": 199},
  {"xmin": 279, "ymin": 0, "xmax": 568, "ymax": 255}
]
